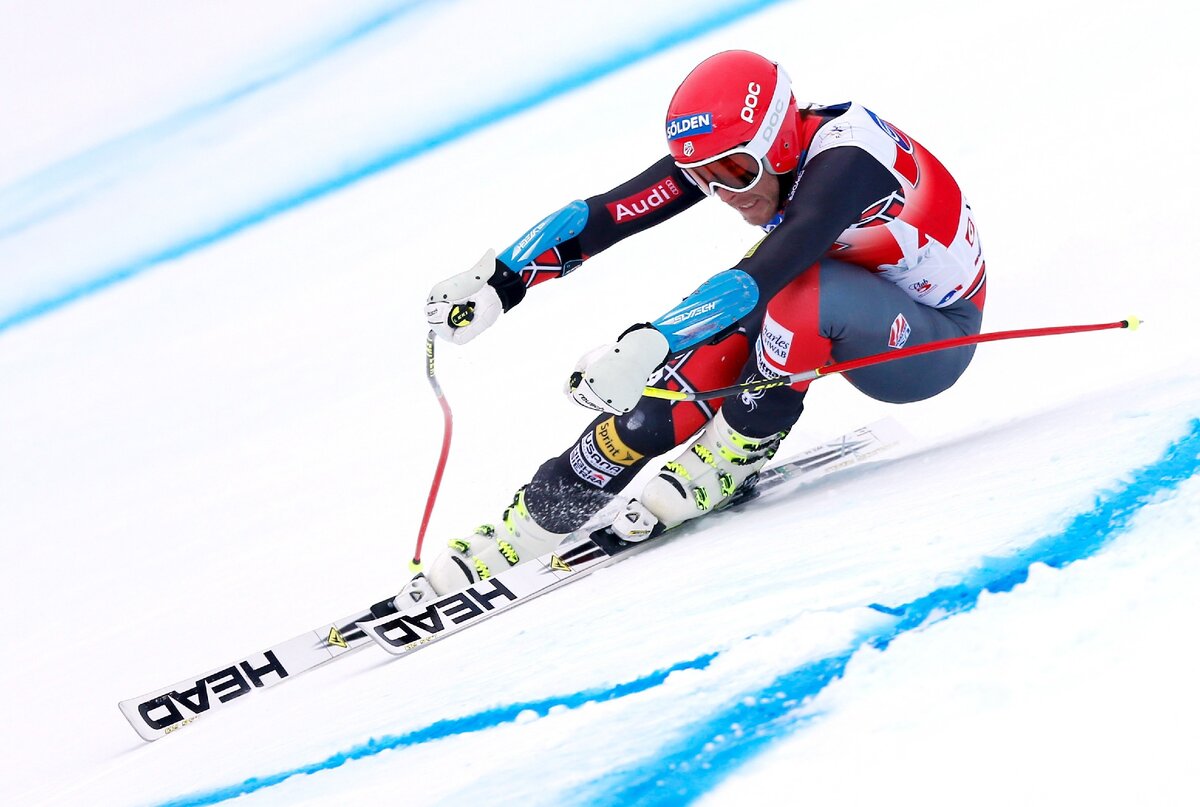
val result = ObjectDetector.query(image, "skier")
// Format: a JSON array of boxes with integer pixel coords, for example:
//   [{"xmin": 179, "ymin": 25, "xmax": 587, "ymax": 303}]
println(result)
[{"xmin": 403, "ymin": 49, "xmax": 987, "ymax": 602}]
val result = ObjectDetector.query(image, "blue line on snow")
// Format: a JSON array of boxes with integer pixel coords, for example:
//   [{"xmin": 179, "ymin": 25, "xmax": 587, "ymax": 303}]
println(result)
[
  {"xmin": 0, "ymin": 0, "xmax": 436, "ymax": 243},
  {"xmin": 153, "ymin": 654, "xmax": 718, "ymax": 807},
  {"xmin": 0, "ymin": 0, "xmax": 792, "ymax": 337},
  {"xmin": 571, "ymin": 418, "xmax": 1200, "ymax": 805},
  {"xmin": 155, "ymin": 419, "xmax": 1200, "ymax": 806}
]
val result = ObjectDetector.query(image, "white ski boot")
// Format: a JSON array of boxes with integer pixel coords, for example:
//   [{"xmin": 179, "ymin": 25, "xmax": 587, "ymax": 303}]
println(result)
[
  {"xmin": 418, "ymin": 487, "xmax": 570, "ymax": 597},
  {"xmin": 639, "ymin": 408, "xmax": 786, "ymax": 530}
]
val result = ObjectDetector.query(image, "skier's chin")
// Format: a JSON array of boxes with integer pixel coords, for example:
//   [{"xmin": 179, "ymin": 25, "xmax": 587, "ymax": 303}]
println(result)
[{"xmin": 734, "ymin": 198, "xmax": 773, "ymax": 226}]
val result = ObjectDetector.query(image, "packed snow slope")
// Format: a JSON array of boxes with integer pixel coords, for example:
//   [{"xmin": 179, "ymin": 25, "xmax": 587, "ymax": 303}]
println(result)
[{"xmin": 1, "ymin": 1, "xmax": 1197, "ymax": 805}]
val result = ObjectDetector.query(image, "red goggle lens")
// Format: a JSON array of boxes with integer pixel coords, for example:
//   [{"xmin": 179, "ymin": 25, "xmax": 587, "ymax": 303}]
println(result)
[{"xmin": 681, "ymin": 151, "xmax": 764, "ymax": 194}]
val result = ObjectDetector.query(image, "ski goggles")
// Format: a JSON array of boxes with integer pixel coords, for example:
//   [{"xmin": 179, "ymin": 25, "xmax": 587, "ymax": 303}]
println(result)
[{"xmin": 678, "ymin": 147, "xmax": 766, "ymax": 196}]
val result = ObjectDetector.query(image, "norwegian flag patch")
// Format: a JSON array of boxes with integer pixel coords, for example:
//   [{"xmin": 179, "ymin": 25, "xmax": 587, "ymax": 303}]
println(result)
[{"xmin": 888, "ymin": 313, "xmax": 911, "ymax": 349}]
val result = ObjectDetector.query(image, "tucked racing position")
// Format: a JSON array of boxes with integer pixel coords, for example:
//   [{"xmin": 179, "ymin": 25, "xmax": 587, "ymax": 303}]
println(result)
[{"xmin": 403, "ymin": 49, "xmax": 987, "ymax": 602}]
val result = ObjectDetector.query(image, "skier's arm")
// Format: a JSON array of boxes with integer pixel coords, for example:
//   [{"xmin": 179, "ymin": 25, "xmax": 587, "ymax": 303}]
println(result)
[
  {"xmin": 427, "ymin": 156, "xmax": 703, "ymax": 344},
  {"xmin": 495, "ymin": 155, "xmax": 705, "ymax": 305},
  {"xmin": 731, "ymin": 145, "xmax": 901, "ymax": 305},
  {"xmin": 650, "ymin": 145, "xmax": 901, "ymax": 352},
  {"xmin": 566, "ymin": 146, "xmax": 902, "ymax": 412},
  {"xmin": 574, "ymin": 156, "xmax": 707, "ymax": 259}
]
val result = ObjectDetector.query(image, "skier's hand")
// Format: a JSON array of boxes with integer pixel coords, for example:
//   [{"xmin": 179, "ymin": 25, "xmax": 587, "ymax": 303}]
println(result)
[
  {"xmin": 426, "ymin": 250, "xmax": 506, "ymax": 345},
  {"xmin": 567, "ymin": 325, "xmax": 670, "ymax": 414}
]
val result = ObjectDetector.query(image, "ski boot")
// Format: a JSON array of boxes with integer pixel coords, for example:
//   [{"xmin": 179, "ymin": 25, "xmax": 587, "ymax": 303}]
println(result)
[
  {"xmin": 638, "ymin": 408, "xmax": 786, "ymax": 531},
  {"xmin": 394, "ymin": 487, "xmax": 570, "ymax": 607}
]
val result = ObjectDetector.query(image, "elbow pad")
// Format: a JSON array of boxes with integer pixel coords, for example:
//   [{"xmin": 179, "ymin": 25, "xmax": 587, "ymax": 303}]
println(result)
[
  {"xmin": 491, "ymin": 200, "xmax": 590, "ymax": 311},
  {"xmin": 652, "ymin": 269, "xmax": 760, "ymax": 353},
  {"xmin": 499, "ymin": 200, "xmax": 590, "ymax": 271}
]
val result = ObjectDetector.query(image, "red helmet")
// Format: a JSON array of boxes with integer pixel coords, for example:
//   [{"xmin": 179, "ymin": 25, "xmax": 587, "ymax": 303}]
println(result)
[{"xmin": 665, "ymin": 51, "xmax": 801, "ymax": 192}]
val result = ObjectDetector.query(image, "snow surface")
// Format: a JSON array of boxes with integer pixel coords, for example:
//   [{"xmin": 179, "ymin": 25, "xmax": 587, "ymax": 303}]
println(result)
[{"xmin": 1, "ymin": 1, "xmax": 1198, "ymax": 805}]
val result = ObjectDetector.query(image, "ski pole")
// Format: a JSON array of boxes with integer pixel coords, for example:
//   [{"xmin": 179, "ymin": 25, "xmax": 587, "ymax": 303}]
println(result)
[
  {"xmin": 644, "ymin": 317, "xmax": 1140, "ymax": 403},
  {"xmin": 410, "ymin": 330, "xmax": 453, "ymax": 572}
]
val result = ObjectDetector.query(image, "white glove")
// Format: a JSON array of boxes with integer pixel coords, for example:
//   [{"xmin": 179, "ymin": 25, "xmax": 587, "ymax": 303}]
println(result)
[
  {"xmin": 426, "ymin": 250, "xmax": 505, "ymax": 345},
  {"xmin": 566, "ymin": 326, "xmax": 670, "ymax": 415}
]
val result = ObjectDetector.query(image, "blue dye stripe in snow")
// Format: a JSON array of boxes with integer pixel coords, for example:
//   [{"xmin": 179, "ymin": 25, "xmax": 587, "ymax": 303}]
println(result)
[
  {"xmin": 572, "ymin": 418, "xmax": 1200, "ymax": 805},
  {"xmin": 0, "ymin": 0, "xmax": 437, "ymax": 243},
  {"xmin": 0, "ymin": 0, "xmax": 791, "ymax": 336},
  {"xmin": 154, "ymin": 654, "xmax": 717, "ymax": 807},
  {"xmin": 156, "ymin": 419, "xmax": 1200, "ymax": 806}
]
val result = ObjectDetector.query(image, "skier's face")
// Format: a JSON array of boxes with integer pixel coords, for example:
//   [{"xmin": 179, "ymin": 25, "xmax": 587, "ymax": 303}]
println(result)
[{"xmin": 715, "ymin": 172, "xmax": 780, "ymax": 226}]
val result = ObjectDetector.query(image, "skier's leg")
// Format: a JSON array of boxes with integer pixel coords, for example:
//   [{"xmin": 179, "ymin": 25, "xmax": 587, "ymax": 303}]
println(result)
[
  {"xmin": 637, "ymin": 259, "xmax": 984, "ymax": 530},
  {"xmin": 416, "ymin": 332, "xmax": 750, "ymax": 596},
  {"xmin": 811, "ymin": 260, "xmax": 985, "ymax": 401},
  {"xmin": 419, "ymin": 405, "xmax": 675, "ymax": 595}
]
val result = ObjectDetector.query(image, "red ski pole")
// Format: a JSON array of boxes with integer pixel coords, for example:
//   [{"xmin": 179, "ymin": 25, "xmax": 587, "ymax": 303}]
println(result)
[
  {"xmin": 410, "ymin": 331, "xmax": 453, "ymax": 572},
  {"xmin": 644, "ymin": 317, "xmax": 1140, "ymax": 403}
]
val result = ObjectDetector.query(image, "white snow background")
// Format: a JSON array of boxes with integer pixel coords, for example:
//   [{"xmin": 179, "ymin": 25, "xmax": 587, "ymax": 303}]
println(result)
[{"xmin": 1, "ymin": 0, "xmax": 1198, "ymax": 805}]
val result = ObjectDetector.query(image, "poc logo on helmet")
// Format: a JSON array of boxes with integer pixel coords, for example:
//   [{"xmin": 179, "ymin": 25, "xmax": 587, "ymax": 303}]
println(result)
[{"xmin": 741, "ymin": 82, "xmax": 762, "ymax": 123}]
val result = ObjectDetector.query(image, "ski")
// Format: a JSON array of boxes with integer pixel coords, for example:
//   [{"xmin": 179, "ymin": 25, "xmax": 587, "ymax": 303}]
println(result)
[
  {"xmin": 118, "ymin": 596, "xmax": 401, "ymax": 742},
  {"xmin": 119, "ymin": 418, "xmax": 908, "ymax": 741},
  {"xmin": 360, "ymin": 417, "xmax": 910, "ymax": 655}
]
